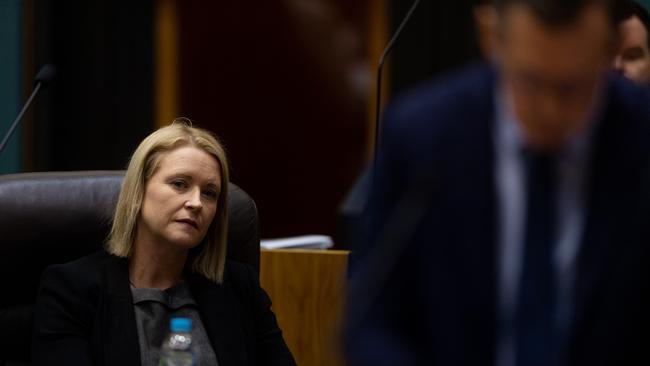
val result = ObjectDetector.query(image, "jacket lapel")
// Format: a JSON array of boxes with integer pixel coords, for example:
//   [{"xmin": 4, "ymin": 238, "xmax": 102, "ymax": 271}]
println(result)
[
  {"xmin": 188, "ymin": 270, "xmax": 248, "ymax": 366},
  {"xmin": 102, "ymin": 254, "xmax": 141, "ymax": 366}
]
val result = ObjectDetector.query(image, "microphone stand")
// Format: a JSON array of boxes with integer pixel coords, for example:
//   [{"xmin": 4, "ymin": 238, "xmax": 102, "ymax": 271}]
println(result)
[
  {"xmin": 373, "ymin": 0, "xmax": 422, "ymax": 183},
  {"xmin": 0, "ymin": 64, "xmax": 55, "ymax": 157},
  {"xmin": 0, "ymin": 82, "xmax": 43, "ymax": 155}
]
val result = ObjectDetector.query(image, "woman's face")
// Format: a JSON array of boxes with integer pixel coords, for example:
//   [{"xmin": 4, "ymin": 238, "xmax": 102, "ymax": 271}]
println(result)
[{"xmin": 138, "ymin": 145, "xmax": 222, "ymax": 251}]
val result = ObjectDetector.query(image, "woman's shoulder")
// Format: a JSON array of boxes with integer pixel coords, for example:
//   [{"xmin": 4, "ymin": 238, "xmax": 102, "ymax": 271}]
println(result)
[
  {"xmin": 41, "ymin": 250, "xmax": 122, "ymax": 290},
  {"xmin": 44, "ymin": 249, "xmax": 116, "ymax": 273},
  {"xmin": 187, "ymin": 259, "xmax": 259, "ymax": 292},
  {"xmin": 186, "ymin": 260, "xmax": 261, "ymax": 306},
  {"xmin": 223, "ymin": 259, "xmax": 259, "ymax": 287}
]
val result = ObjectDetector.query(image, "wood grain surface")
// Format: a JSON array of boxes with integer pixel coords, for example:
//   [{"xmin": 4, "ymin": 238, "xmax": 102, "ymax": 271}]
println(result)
[{"xmin": 260, "ymin": 249, "xmax": 350, "ymax": 366}]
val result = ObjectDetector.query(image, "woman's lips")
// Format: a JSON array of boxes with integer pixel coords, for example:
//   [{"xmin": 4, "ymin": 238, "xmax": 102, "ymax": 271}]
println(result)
[{"xmin": 176, "ymin": 218, "xmax": 198, "ymax": 229}]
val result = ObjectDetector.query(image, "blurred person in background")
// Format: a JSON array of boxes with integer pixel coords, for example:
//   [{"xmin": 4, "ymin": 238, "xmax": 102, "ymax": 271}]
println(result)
[
  {"xmin": 613, "ymin": 1, "xmax": 650, "ymax": 85},
  {"xmin": 346, "ymin": 0, "xmax": 650, "ymax": 365},
  {"xmin": 32, "ymin": 122, "xmax": 296, "ymax": 366}
]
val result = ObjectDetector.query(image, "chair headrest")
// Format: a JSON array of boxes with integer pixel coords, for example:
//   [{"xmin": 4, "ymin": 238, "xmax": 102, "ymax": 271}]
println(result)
[{"xmin": 0, "ymin": 171, "xmax": 260, "ymax": 303}]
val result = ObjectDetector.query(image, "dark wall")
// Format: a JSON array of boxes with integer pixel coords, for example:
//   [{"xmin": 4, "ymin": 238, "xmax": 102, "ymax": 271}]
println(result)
[
  {"xmin": 176, "ymin": 1, "xmax": 369, "ymax": 240},
  {"xmin": 33, "ymin": 0, "xmax": 154, "ymax": 171},
  {"xmin": 27, "ymin": 0, "xmax": 481, "ymax": 244},
  {"xmin": 389, "ymin": 0, "xmax": 482, "ymax": 96},
  {"xmin": 339, "ymin": 0, "xmax": 482, "ymax": 248}
]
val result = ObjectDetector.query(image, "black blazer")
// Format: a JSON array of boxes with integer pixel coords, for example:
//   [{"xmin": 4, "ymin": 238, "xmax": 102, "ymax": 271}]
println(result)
[
  {"xmin": 32, "ymin": 250, "xmax": 296, "ymax": 366},
  {"xmin": 347, "ymin": 64, "xmax": 650, "ymax": 365}
]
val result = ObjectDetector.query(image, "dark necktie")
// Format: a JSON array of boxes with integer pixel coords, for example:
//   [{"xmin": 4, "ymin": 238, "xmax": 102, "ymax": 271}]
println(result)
[{"xmin": 515, "ymin": 151, "xmax": 559, "ymax": 366}]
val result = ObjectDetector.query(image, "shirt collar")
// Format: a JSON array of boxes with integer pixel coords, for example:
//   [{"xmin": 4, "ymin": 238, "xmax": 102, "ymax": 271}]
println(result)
[
  {"xmin": 131, "ymin": 281, "xmax": 197, "ymax": 310},
  {"xmin": 493, "ymin": 83, "xmax": 603, "ymax": 163}
]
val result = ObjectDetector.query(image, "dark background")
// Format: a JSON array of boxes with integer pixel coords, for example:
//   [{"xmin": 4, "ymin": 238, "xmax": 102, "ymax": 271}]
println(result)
[
  {"xmin": 33, "ymin": 0, "xmax": 154, "ymax": 172},
  {"xmin": 390, "ymin": 0, "xmax": 481, "ymax": 94},
  {"xmin": 26, "ymin": 0, "xmax": 481, "ymax": 245}
]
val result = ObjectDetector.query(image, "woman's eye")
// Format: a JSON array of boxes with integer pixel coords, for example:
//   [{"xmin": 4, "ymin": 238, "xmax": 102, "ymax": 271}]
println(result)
[
  {"xmin": 171, "ymin": 180, "xmax": 187, "ymax": 189},
  {"xmin": 203, "ymin": 190, "xmax": 218, "ymax": 199}
]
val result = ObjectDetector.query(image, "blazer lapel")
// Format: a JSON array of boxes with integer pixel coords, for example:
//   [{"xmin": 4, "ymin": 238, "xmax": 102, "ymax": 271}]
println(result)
[
  {"xmin": 102, "ymin": 254, "xmax": 141, "ymax": 366},
  {"xmin": 188, "ymin": 271, "xmax": 247, "ymax": 366}
]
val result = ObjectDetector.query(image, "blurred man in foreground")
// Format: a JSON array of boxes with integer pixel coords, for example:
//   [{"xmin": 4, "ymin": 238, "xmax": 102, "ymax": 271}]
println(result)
[
  {"xmin": 347, "ymin": 0, "xmax": 650, "ymax": 365},
  {"xmin": 614, "ymin": 1, "xmax": 650, "ymax": 84}
]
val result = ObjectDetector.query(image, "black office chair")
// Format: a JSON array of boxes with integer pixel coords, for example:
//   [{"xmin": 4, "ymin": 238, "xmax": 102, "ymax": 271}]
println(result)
[{"xmin": 0, "ymin": 171, "xmax": 261, "ymax": 365}]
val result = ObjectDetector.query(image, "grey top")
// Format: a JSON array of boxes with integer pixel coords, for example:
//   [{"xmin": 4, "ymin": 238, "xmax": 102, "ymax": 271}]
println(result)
[{"xmin": 131, "ymin": 282, "xmax": 219, "ymax": 366}]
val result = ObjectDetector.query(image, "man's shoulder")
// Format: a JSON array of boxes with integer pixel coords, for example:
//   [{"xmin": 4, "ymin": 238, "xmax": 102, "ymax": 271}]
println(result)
[
  {"xmin": 600, "ymin": 74, "xmax": 650, "ymax": 152},
  {"xmin": 382, "ymin": 63, "xmax": 495, "ymax": 147},
  {"xmin": 608, "ymin": 74, "xmax": 650, "ymax": 120},
  {"xmin": 379, "ymin": 64, "xmax": 495, "ymax": 165},
  {"xmin": 387, "ymin": 64, "xmax": 494, "ymax": 122}
]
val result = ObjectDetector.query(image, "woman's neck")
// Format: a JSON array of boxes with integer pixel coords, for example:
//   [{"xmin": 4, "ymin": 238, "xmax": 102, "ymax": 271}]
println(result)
[{"xmin": 128, "ymin": 236, "xmax": 188, "ymax": 290}]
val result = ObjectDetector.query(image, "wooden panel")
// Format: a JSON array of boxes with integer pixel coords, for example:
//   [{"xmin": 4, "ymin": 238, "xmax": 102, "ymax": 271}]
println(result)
[
  {"xmin": 260, "ymin": 249, "xmax": 349, "ymax": 366},
  {"xmin": 154, "ymin": 0, "xmax": 179, "ymax": 127}
]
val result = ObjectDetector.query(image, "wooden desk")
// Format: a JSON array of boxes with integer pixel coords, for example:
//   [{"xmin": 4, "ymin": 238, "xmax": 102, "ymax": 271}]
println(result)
[{"xmin": 260, "ymin": 249, "xmax": 350, "ymax": 366}]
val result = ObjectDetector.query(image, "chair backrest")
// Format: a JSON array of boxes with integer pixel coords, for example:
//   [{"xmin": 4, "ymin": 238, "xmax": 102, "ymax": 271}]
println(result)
[{"xmin": 0, "ymin": 171, "xmax": 261, "ymax": 364}]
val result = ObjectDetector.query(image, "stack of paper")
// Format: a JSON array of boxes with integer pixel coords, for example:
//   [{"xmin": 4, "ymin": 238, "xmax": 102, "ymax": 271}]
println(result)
[{"xmin": 260, "ymin": 235, "xmax": 334, "ymax": 250}]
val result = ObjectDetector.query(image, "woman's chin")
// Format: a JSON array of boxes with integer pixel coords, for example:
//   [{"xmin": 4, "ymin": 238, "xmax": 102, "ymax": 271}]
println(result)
[{"xmin": 166, "ymin": 234, "xmax": 203, "ymax": 251}]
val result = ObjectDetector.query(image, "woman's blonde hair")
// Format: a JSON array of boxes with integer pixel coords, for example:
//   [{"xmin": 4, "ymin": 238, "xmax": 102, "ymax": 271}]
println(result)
[{"xmin": 106, "ymin": 119, "xmax": 230, "ymax": 283}]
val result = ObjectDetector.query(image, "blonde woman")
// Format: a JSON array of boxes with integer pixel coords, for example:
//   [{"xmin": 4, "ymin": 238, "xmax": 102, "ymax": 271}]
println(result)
[{"xmin": 32, "ymin": 121, "xmax": 296, "ymax": 366}]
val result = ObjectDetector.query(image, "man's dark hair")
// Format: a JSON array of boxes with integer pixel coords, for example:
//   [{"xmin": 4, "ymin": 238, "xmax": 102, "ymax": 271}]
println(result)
[
  {"xmin": 616, "ymin": 1, "xmax": 650, "ymax": 48},
  {"xmin": 493, "ymin": 0, "xmax": 618, "ymax": 28}
]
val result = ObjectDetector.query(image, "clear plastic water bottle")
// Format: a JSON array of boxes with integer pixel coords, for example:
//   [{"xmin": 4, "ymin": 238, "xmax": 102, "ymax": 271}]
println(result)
[{"xmin": 159, "ymin": 317, "xmax": 194, "ymax": 366}]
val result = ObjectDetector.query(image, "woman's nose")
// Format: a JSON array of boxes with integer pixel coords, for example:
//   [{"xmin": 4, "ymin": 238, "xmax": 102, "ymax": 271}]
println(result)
[{"xmin": 185, "ymin": 187, "xmax": 203, "ymax": 210}]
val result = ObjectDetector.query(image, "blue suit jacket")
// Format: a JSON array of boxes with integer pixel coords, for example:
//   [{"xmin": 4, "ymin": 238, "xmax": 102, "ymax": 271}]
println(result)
[{"xmin": 347, "ymin": 64, "xmax": 650, "ymax": 365}]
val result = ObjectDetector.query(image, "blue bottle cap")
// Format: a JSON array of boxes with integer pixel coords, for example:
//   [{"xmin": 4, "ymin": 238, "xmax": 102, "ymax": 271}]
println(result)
[{"xmin": 170, "ymin": 317, "xmax": 192, "ymax": 333}]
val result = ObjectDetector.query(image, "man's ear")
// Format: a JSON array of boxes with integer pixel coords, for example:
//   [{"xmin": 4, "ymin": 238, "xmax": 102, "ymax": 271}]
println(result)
[{"xmin": 474, "ymin": 4, "xmax": 498, "ymax": 60}]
